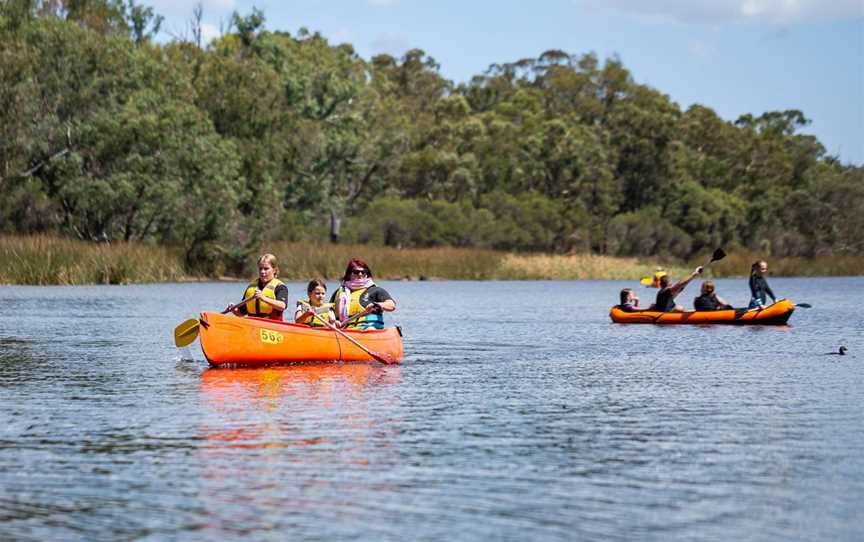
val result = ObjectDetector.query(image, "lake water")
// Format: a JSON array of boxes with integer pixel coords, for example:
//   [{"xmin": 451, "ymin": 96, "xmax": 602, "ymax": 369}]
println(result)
[{"xmin": 1, "ymin": 278, "xmax": 862, "ymax": 541}]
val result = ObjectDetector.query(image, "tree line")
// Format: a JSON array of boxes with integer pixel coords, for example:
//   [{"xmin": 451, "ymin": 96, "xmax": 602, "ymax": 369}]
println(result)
[{"xmin": 1, "ymin": 1, "xmax": 861, "ymax": 275}]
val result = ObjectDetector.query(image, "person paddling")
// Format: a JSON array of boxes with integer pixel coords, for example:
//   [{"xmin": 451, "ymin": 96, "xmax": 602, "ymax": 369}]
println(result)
[
  {"xmin": 331, "ymin": 259, "xmax": 396, "ymax": 330},
  {"xmin": 693, "ymin": 280, "xmax": 732, "ymax": 311},
  {"xmin": 748, "ymin": 260, "xmax": 776, "ymax": 309},
  {"xmin": 652, "ymin": 268, "xmax": 666, "ymax": 288},
  {"xmin": 294, "ymin": 279, "xmax": 336, "ymax": 327},
  {"xmin": 226, "ymin": 253, "xmax": 288, "ymax": 320},
  {"xmin": 652, "ymin": 266, "xmax": 703, "ymax": 312}
]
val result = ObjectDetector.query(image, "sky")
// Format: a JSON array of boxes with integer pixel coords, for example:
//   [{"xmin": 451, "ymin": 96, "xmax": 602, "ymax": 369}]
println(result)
[{"xmin": 150, "ymin": 0, "xmax": 864, "ymax": 165}]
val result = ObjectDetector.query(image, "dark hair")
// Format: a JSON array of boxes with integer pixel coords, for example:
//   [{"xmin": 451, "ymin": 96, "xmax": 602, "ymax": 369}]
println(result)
[
  {"xmin": 751, "ymin": 260, "xmax": 766, "ymax": 276},
  {"xmin": 619, "ymin": 288, "xmax": 633, "ymax": 305},
  {"xmin": 701, "ymin": 280, "xmax": 715, "ymax": 295},
  {"xmin": 307, "ymin": 279, "xmax": 327, "ymax": 295},
  {"xmin": 659, "ymin": 275, "xmax": 671, "ymax": 288},
  {"xmin": 341, "ymin": 258, "xmax": 372, "ymax": 281}
]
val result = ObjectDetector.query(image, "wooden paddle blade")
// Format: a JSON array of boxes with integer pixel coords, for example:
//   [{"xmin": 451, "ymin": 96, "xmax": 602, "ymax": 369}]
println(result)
[
  {"xmin": 371, "ymin": 351, "xmax": 398, "ymax": 365},
  {"xmin": 711, "ymin": 248, "xmax": 727, "ymax": 262},
  {"xmin": 174, "ymin": 318, "xmax": 200, "ymax": 347}
]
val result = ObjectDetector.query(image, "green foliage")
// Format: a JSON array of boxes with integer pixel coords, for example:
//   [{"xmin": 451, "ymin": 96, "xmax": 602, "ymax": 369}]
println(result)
[
  {"xmin": 607, "ymin": 207, "xmax": 693, "ymax": 259},
  {"xmin": 0, "ymin": 6, "xmax": 861, "ymax": 278}
]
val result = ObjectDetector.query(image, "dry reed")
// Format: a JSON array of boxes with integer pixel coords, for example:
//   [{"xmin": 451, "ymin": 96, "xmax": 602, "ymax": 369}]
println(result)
[{"xmin": 2, "ymin": 235, "xmax": 861, "ymax": 285}]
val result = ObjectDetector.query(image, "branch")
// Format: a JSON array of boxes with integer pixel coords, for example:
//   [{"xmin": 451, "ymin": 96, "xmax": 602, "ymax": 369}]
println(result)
[
  {"xmin": 17, "ymin": 148, "xmax": 70, "ymax": 179},
  {"xmin": 347, "ymin": 163, "xmax": 379, "ymax": 204}
]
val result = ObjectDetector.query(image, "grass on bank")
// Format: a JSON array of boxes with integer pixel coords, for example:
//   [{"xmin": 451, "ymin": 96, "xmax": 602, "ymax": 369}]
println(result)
[
  {"xmin": 1, "ymin": 235, "xmax": 861, "ymax": 285},
  {"xmin": 0, "ymin": 235, "xmax": 186, "ymax": 285}
]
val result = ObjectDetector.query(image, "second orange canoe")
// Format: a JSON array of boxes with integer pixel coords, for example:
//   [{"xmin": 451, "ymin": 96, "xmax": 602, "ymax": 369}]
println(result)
[{"xmin": 609, "ymin": 299, "xmax": 795, "ymax": 325}]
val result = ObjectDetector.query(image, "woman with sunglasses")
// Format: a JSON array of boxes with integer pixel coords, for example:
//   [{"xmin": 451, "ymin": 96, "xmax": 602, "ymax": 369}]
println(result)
[{"xmin": 331, "ymin": 258, "xmax": 396, "ymax": 330}]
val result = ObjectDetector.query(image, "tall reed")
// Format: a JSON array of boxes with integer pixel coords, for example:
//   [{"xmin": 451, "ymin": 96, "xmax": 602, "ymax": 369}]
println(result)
[
  {"xmin": 704, "ymin": 249, "xmax": 864, "ymax": 277},
  {"xmin": 2, "ymin": 235, "xmax": 862, "ymax": 285},
  {"xmin": 0, "ymin": 235, "xmax": 186, "ymax": 285}
]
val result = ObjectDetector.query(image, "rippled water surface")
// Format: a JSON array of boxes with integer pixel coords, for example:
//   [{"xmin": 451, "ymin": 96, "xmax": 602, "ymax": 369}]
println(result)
[{"xmin": 1, "ymin": 278, "xmax": 862, "ymax": 541}]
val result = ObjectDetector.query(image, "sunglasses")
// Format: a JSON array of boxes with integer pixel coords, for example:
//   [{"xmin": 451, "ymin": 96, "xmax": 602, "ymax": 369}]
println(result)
[{"xmin": 350, "ymin": 269, "xmax": 368, "ymax": 276}]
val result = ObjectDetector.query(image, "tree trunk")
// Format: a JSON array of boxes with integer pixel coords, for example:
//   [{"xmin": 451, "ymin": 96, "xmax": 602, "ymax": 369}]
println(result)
[{"xmin": 329, "ymin": 208, "xmax": 341, "ymax": 243}]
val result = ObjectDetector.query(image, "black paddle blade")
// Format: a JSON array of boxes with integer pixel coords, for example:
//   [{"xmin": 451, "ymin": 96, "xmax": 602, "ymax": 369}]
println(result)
[
  {"xmin": 711, "ymin": 248, "xmax": 726, "ymax": 263},
  {"xmin": 795, "ymin": 303, "xmax": 812, "ymax": 308}
]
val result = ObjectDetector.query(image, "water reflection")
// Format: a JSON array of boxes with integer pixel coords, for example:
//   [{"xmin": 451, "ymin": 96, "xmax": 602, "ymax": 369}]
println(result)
[{"xmin": 196, "ymin": 363, "xmax": 404, "ymax": 532}]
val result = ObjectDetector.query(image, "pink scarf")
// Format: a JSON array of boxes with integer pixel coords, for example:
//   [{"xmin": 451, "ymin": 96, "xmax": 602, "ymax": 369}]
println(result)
[{"xmin": 336, "ymin": 278, "xmax": 374, "ymax": 322}]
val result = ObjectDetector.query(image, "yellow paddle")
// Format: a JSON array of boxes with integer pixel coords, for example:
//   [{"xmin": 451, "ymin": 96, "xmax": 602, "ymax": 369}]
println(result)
[
  {"xmin": 639, "ymin": 276, "xmax": 653, "ymax": 286},
  {"xmin": 173, "ymin": 295, "xmax": 254, "ymax": 347},
  {"xmin": 298, "ymin": 301, "xmax": 398, "ymax": 365},
  {"xmin": 174, "ymin": 318, "xmax": 201, "ymax": 347}
]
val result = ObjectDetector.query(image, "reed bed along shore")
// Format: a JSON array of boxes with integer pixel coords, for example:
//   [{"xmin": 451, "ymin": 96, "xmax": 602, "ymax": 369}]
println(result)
[
  {"xmin": 1, "ymin": 235, "xmax": 861, "ymax": 285},
  {"xmin": 0, "ymin": 235, "xmax": 186, "ymax": 285}
]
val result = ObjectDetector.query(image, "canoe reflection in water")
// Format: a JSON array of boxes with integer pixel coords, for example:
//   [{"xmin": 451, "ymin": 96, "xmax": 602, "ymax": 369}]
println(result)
[
  {"xmin": 199, "ymin": 363, "xmax": 402, "ymax": 449},
  {"xmin": 195, "ymin": 364, "xmax": 403, "ymax": 529}
]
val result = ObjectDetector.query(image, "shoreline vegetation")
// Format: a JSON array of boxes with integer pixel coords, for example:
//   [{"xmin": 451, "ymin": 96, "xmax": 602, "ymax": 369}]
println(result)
[
  {"xmin": 2, "ymin": 8, "xmax": 861, "ymax": 282},
  {"xmin": 2, "ymin": 235, "xmax": 861, "ymax": 286}
]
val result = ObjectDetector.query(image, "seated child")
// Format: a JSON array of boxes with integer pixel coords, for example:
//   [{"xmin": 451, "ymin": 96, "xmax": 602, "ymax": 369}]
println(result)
[
  {"xmin": 294, "ymin": 279, "xmax": 336, "ymax": 327},
  {"xmin": 619, "ymin": 288, "xmax": 640, "ymax": 312}
]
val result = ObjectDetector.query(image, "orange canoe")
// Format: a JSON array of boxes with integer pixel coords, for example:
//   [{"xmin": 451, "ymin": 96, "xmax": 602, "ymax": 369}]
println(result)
[
  {"xmin": 198, "ymin": 311, "xmax": 404, "ymax": 367},
  {"xmin": 609, "ymin": 298, "xmax": 795, "ymax": 325}
]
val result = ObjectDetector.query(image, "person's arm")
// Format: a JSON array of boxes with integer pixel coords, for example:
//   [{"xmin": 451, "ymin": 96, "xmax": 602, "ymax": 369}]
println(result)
[
  {"xmin": 256, "ymin": 284, "xmax": 288, "ymax": 312},
  {"xmin": 366, "ymin": 287, "xmax": 396, "ymax": 312},
  {"xmin": 670, "ymin": 267, "xmax": 703, "ymax": 296},
  {"xmin": 370, "ymin": 299, "xmax": 396, "ymax": 312},
  {"xmin": 749, "ymin": 275, "xmax": 758, "ymax": 298},
  {"xmin": 715, "ymin": 294, "xmax": 732, "ymax": 308},
  {"xmin": 226, "ymin": 300, "xmax": 247, "ymax": 315},
  {"xmin": 294, "ymin": 305, "xmax": 310, "ymax": 323},
  {"xmin": 764, "ymin": 280, "xmax": 776, "ymax": 302}
]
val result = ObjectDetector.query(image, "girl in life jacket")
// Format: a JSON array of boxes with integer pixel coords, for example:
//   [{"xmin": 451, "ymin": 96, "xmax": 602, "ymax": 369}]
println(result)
[
  {"xmin": 226, "ymin": 253, "xmax": 289, "ymax": 320},
  {"xmin": 294, "ymin": 279, "xmax": 336, "ymax": 327},
  {"xmin": 331, "ymin": 258, "xmax": 396, "ymax": 330}
]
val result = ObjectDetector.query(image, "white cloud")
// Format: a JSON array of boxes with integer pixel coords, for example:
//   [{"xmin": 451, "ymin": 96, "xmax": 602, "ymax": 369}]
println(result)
[{"xmin": 573, "ymin": 0, "xmax": 864, "ymax": 24}]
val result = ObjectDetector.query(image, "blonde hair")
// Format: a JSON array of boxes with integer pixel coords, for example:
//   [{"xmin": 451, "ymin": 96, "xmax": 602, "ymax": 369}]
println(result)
[{"xmin": 257, "ymin": 253, "xmax": 279, "ymax": 276}]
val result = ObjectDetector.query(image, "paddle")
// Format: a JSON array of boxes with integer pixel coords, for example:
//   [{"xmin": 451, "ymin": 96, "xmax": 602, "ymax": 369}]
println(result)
[
  {"xmin": 640, "ymin": 276, "xmax": 653, "ymax": 286},
  {"xmin": 338, "ymin": 302, "xmax": 383, "ymax": 327},
  {"xmin": 298, "ymin": 301, "xmax": 397, "ymax": 365},
  {"xmin": 703, "ymin": 247, "xmax": 726, "ymax": 269},
  {"xmin": 173, "ymin": 295, "xmax": 254, "ymax": 347},
  {"xmin": 795, "ymin": 303, "xmax": 812, "ymax": 308}
]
